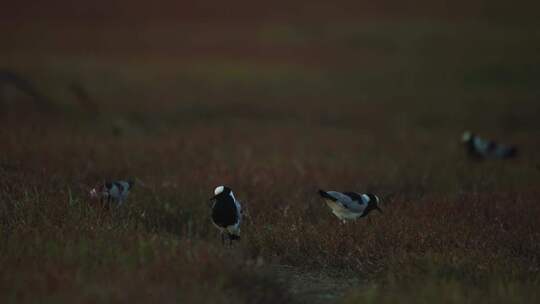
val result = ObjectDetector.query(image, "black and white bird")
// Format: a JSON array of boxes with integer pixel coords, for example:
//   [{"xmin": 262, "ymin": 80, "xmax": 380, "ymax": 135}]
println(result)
[
  {"xmin": 461, "ymin": 131, "xmax": 517, "ymax": 160},
  {"xmin": 210, "ymin": 185, "xmax": 242, "ymax": 245},
  {"xmin": 90, "ymin": 180, "xmax": 134, "ymax": 207},
  {"xmin": 318, "ymin": 190, "xmax": 382, "ymax": 223}
]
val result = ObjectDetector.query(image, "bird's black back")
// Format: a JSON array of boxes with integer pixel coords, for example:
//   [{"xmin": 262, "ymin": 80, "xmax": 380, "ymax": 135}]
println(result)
[{"xmin": 211, "ymin": 195, "xmax": 238, "ymax": 228}]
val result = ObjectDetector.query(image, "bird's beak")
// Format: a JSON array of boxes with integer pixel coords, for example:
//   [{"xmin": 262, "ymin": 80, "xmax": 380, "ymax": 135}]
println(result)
[{"xmin": 209, "ymin": 195, "xmax": 217, "ymax": 201}]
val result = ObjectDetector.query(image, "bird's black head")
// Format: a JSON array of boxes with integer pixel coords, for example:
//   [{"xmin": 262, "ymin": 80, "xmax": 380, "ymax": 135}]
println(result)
[
  {"xmin": 211, "ymin": 185, "xmax": 232, "ymax": 200},
  {"xmin": 366, "ymin": 193, "xmax": 382, "ymax": 214}
]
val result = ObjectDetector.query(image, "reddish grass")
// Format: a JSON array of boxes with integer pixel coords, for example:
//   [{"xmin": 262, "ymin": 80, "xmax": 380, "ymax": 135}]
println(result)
[{"xmin": 2, "ymin": 3, "xmax": 540, "ymax": 301}]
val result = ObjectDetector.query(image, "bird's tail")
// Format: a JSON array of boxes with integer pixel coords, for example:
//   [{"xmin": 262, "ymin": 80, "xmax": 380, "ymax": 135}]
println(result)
[
  {"xmin": 497, "ymin": 146, "xmax": 518, "ymax": 159},
  {"xmin": 318, "ymin": 189, "xmax": 334, "ymax": 200},
  {"xmin": 507, "ymin": 146, "xmax": 518, "ymax": 158}
]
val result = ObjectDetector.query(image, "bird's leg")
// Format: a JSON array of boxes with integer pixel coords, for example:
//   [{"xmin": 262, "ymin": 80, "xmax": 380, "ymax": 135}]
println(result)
[
  {"xmin": 221, "ymin": 232, "xmax": 225, "ymax": 246},
  {"xmin": 229, "ymin": 235, "xmax": 233, "ymax": 247},
  {"xmin": 108, "ymin": 197, "xmax": 114, "ymax": 217}
]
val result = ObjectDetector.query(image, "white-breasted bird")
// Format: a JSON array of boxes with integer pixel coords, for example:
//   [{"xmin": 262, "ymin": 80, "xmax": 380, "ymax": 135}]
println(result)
[
  {"xmin": 210, "ymin": 185, "xmax": 242, "ymax": 245},
  {"xmin": 318, "ymin": 189, "xmax": 382, "ymax": 223},
  {"xmin": 90, "ymin": 180, "xmax": 134, "ymax": 207},
  {"xmin": 461, "ymin": 131, "xmax": 517, "ymax": 160}
]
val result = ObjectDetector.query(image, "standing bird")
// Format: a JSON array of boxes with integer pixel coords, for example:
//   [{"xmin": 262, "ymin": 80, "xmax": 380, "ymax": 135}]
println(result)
[
  {"xmin": 461, "ymin": 131, "xmax": 517, "ymax": 160},
  {"xmin": 210, "ymin": 185, "xmax": 242, "ymax": 245},
  {"xmin": 90, "ymin": 180, "xmax": 134, "ymax": 207},
  {"xmin": 318, "ymin": 189, "xmax": 382, "ymax": 223}
]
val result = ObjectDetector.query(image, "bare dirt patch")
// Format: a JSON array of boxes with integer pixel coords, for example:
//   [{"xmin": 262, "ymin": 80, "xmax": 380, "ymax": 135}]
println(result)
[{"xmin": 269, "ymin": 265, "xmax": 361, "ymax": 304}]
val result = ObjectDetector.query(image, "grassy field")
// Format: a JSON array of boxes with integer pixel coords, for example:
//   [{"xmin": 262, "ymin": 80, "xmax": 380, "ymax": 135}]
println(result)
[{"xmin": 2, "ymin": 1, "xmax": 540, "ymax": 303}]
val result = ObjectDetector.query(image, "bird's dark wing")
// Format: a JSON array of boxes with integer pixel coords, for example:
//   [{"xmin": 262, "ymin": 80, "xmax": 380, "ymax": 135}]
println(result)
[
  {"xmin": 113, "ymin": 181, "xmax": 125, "ymax": 193},
  {"xmin": 343, "ymin": 192, "xmax": 363, "ymax": 201},
  {"xmin": 319, "ymin": 190, "xmax": 337, "ymax": 201},
  {"xmin": 320, "ymin": 190, "xmax": 366, "ymax": 212},
  {"xmin": 494, "ymin": 144, "xmax": 517, "ymax": 158}
]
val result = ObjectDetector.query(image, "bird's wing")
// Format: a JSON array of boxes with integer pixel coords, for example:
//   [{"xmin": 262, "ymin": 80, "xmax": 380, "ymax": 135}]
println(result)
[
  {"xmin": 117, "ymin": 181, "xmax": 132, "ymax": 195},
  {"xmin": 107, "ymin": 183, "xmax": 121, "ymax": 198},
  {"xmin": 227, "ymin": 192, "xmax": 242, "ymax": 225},
  {"xmin": 325, "ymin": 191, "xmax": 366, "ymax": 213},
  {"xmin": 229, "ymin": 192, "xmax": 241, "ymax": 212},
  {"xmin": 473, "ymin": 137, "xmax": 494, "ymax": 155},
  {"xmin": 343, "ymin": 192, "xmax": 363, "ymax": 201},
  {"xmin": 323, "ymin": 191, "xmax": 352, "ymax": 203},
  {"xmin": 494, "ymin": 144, "xmax": 517, "ymax": 158},
  {"xmin": 234, "ymin": 199, "xmax": 242, "ymax": 223}
]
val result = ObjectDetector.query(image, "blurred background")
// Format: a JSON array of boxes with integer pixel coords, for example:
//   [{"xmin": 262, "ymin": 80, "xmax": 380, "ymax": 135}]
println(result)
[
  {"xmin": 2, "ymin": 0, "xmax": 540, "ymax": 199},
  {"xmin": 2, "ymin": 0, "xmax": 539, "ymax": 127}
]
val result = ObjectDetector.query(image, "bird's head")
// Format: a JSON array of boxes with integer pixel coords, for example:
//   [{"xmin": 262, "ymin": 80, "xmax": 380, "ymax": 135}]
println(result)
[
  {"xmin": 367, "ymin": 193, "xmax": 382, "ymax": 213},
  {"xmin": 89, "ymin": 188, "xmax": 99, "ymax": 199},
  {"xmin": 89, "ymin": 181, "xmax": 110, "ymax": 200},
  {"xmin": 462, "ymin": 131, "xmax": 473, "ymax": 143},
  {"xmin": 211, "ymin": 185, "xmax": 232, "ymax": 200}
]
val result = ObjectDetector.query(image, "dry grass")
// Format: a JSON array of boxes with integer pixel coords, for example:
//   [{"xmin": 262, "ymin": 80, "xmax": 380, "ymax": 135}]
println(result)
[{"xmin": 2, "ymin": 1, "xmax": 540, "ymax": 302}]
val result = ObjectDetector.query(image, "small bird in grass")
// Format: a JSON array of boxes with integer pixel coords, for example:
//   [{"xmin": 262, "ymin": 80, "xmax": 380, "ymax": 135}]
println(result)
[
  {"xmin": 318, "ymin": 189, "xmax": 382, "ymax": 223},
  {"xmin": 90, "ymin": 180, "xmax": 134, "ymax": 207},
  {"xmin": 461, "ymin": 131, "xmax": 517, "ymax": 160},
  {"xmin": 210, "ymin": 185, "xmax": 242, "ymax": 245}
]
